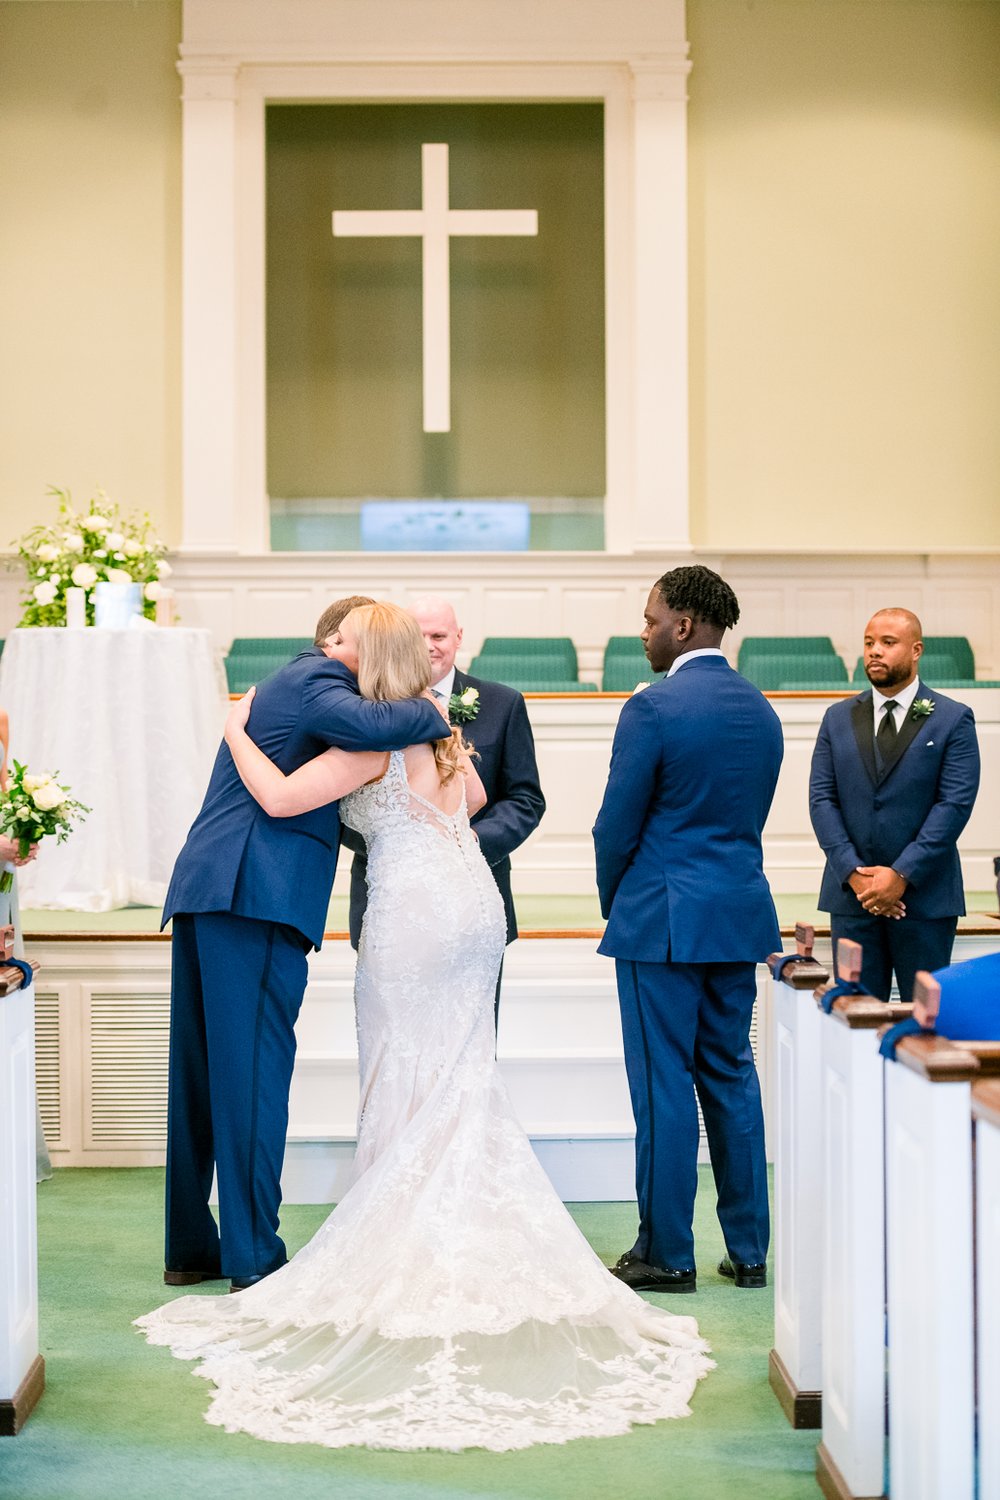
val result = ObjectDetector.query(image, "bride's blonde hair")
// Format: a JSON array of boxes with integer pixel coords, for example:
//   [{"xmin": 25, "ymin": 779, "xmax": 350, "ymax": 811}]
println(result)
[{"xmin": 342, "ymin": 602, "xmax": 471, "ymax": 785}]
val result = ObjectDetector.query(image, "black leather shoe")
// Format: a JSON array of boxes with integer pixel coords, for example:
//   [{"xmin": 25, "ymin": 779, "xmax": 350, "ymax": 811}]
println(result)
[
  {"xmin": 718, "ymin": 1255, "xmax": 767, "ymax": 1288},
  {"xmin": 229, "ymin": 1266, "xmax": 285, "ymax": 1292},
  {"xmin": 609, "ymin": 1253, "xmax": 696, "ymax": 1293},
  {"xmin": 163, "ymin": 1267, "xmax": 224, "ymax": 1286}
]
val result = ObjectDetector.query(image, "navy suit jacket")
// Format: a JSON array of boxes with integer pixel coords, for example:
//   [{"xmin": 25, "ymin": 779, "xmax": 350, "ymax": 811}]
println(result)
[
  {"xmin": 164, "ymin": 649, "xmax": 444, "ymax": 951},
  {"xmin": 593, "ymin": 657, "xmax": 783, "ymax": 964},
  {"xmin": 809, "ymin": 681, "xmax": 980, "ymax": 918},
  {"xmin": 346, "ymin": 668, "xmax": 545, "ymax": 946}
]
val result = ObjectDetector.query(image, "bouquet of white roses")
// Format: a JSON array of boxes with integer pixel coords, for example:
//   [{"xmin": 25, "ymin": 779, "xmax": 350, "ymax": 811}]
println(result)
[
  {"xmin": 12, "ymin": 486, "xmax": 172, "ymax": 627},
  {"xmin": 0, "ymin": 761, "xmax": 90, "ymax": 891}
]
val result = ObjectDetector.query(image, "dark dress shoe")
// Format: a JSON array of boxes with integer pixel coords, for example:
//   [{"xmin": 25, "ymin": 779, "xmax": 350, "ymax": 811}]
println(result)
[
  {"xmin": 718, "ymin": 1255, "xmax": 767, "ymax": 1288},
  {"xmin": 163, "ymin": 1267, "xmax": 224, "ymax": 1286},
  {"xmin": 229, "ymin": 1265, "xmax": 285, "ymax": 1292},
  {"xmin": 609, "ymin": 1253, "xmax": 696, "ymax": 1293}
]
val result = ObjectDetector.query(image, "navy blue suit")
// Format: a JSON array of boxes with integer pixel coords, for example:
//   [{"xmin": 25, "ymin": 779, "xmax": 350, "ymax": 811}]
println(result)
[
  {"xmin": 345, "ymin": 668, "xmax": 545, "ymax": 956},
  {"xmin": 163, "ymin": 649, "xmax": 443, "ymax": 1280},
  {"xmin": 593, "ymin": 656, "xmax": 783, "ymax": 1271},
  {"xmin": 809, "ymin": 680, "xmax": 980, "ymax": 1003}
]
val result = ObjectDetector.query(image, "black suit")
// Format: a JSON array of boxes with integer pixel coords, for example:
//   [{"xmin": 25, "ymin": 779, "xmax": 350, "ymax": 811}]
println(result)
[{"xmin": 344, "ymin": 672, "xmax": 545, "ymax": 1002}]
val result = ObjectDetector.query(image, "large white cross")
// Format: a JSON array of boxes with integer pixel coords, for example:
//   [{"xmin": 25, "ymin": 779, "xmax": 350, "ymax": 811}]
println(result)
[{"xmin": 332, "ymin": 142, "xmax": 538, "ymax": 434}]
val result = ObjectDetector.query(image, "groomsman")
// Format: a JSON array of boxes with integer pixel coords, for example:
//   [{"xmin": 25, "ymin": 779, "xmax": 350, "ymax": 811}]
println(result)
[
  {"xmin": 809, "ymin": 607, "xmax": 980, "ymax": 1003},
  {"xmin": 162, "ymin": 597, "xmax": 443, "ymax": 1291},
  {"xmin": 594, "ymin": 566, "xmax": 783, "ymax": 1293},
  {"xmin": 345, "ymin": 595, "xmax": 545, "ymax": 1024}
]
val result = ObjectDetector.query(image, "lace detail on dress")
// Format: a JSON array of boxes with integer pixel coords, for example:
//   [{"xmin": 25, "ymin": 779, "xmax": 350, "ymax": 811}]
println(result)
[{"xmin": 136, "ymin": 750, "xmax": 713, "ymax": 1450}]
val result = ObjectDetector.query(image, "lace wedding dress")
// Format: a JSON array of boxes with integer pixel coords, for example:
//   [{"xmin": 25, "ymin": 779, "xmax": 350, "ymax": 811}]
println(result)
[{"xmin": 137, "ymin": 751, "xmax": 712, "ymax": 1451}]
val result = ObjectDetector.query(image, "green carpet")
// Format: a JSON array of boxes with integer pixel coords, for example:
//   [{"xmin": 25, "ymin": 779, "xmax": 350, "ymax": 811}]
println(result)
[{"xmin": 0, "ymin": 1169, "xmax": 818, "ymax": 1500}]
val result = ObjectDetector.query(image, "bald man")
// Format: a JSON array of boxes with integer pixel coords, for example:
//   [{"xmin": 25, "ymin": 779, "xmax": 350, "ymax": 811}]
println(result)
[
  {"xmin": 342, "ymin": 596, "xmax": 545, "ymax": 1027},
  {"xmin": 809, "ymin": 608, "xmax": 980, "ymax": 1003}
]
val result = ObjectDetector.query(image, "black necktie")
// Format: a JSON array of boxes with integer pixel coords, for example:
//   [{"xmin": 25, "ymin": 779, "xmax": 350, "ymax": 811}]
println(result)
[{"xmin": 877, "ymin": 700, "xmax": 898, "ymax": 751}]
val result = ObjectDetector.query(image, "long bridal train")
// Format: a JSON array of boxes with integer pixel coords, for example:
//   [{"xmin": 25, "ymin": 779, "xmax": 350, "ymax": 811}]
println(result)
[{"xmin": 137, "ymin": 752, "xmax": 712, "ymax": 1451}]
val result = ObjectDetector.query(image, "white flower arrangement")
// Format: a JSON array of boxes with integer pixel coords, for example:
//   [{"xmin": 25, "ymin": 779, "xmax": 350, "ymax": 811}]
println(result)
[
  {"xmin": 0, "ymin": 760, "xmax": 89, "ymax": 892},
  {"xmin": 12, "ymin": 487, "xmax": 170, "ymax": 627}
]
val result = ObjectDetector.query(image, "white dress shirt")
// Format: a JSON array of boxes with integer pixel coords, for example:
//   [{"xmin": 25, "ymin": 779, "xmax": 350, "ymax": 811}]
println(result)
[
  {"xmin": 872, "ymin": 675, "xmax": 920, "ymax": 735},
  {"xmin": 431, "ymin": 665, "xmax": 457, "ymax": 702},
  {"xmin": 668, "ymin": 648, "xmax": 727, "ymax": 678}
]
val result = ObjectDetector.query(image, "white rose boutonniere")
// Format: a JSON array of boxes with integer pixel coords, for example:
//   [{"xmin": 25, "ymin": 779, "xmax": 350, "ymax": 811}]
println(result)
[
  {"xmin": 632, "ymin": 681, "xmax": 650, "ymax": 695},
  {"xmin": 448, "ymin": 686, "xmax": 481, "ymax": 724},
  {"xmin": 911, "ymin": 698, "xmax": 935, "ymax": 721}
]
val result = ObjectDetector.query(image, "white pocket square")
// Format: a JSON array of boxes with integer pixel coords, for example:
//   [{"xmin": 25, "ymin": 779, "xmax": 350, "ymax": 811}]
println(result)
[{"xmin": 926, "ymin": 740, "xmax": 934, "ymax": 746}]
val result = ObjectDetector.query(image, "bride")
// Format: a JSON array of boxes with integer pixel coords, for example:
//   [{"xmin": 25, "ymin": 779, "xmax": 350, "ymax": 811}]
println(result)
[{"xmin": 136, "ymin": 603, "xmax": 713, "ymax": 1452}]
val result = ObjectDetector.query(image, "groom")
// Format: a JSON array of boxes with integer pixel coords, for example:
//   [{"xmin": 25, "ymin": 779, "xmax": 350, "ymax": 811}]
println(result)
[
  {"xmin": 594, "ymin": 566, "xmax": 783, "ymax": 1293},
  {"xmin": 162, "ymin": 597, "xmax": 445, "ymax": 1290}
]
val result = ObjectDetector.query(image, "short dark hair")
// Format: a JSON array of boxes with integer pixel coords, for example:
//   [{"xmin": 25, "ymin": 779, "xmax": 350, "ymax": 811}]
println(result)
[
  {"xmin": 313, "ymin": 595, "xmax": 376, "ymax": 646},
  {"xmin": 655, "ymin": 566, "xmax": 740, "ymax": 632}
]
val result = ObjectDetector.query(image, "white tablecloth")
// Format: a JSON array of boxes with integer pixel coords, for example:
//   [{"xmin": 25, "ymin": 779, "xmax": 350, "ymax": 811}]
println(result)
[{"xmin": 0, "ymin": 626, "xmax": 226, "ymax": 912}]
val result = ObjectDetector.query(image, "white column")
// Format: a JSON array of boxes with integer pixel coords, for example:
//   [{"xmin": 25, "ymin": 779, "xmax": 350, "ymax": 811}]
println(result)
[
  {"xmin": 770, "ymin": 970, "xmax": 827, "ymax": 1426},
  {"xmin": 178, "ymin": 59, "xmax": 241, "ymax": 554},
  {"xmin": 817, "ymin": 1000, "xmax": 891, "ymax": 1500},
  {"xmin": 615, "ymin": 60, "xmax": 691, "ymax": 556},
  {"xmin": 0, "ymin": 977, "xmax": 43, "ymax": 1434},
  {"xmin": 975, "ymin": 1081, "xmax": 1000, "ymax": 1500},
  {"xmin": 884, "ymin": 1044, "xmax": 976, "ymax": 1500}
]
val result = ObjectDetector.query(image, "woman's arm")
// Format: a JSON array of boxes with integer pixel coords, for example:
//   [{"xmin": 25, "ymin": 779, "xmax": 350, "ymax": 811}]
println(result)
[{"xmin": 225, "ymin": 689, "xmax": 386, "ymax": 817}]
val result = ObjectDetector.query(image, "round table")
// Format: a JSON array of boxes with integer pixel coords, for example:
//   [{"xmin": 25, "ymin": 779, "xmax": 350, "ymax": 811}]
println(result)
[{"xmin": 0, "ymin": 626, "xmax": 226, "ymax": 911}]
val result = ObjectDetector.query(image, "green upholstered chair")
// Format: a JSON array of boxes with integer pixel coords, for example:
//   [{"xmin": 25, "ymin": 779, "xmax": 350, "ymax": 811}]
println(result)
[
  {"xmin": 603, "ymin": 635, "xmax": 647, "ymax": 659},
  {"xmin": 227, "ymin": 637, "xmax": 313, "ymax": 659},
  {"xmin": 740, "ymin": 653, "xmax": 848, "ymax": 692},
  {"xmin": 470, "ymin": 652, "xmax": 577, "ymax": 685},
  {"xmin": 601, "ymin": 658, "xmax": 664, "ymax": 692},
  {"xmin": 476, "ymin": 636, "xmax": 578, "ymax": 678},
  {"xmin": 224, "ymin": 653, "xmax": 304, "ymax": 693},
  {"xmin": 737, "ymin": 636, "xmax": 838, "ymax": 673},
  {"xmin": 917, "ymin": 652, "xmax": 973, "ymax": 683},
  {"xmin": 922, "ymin": 637, "xmax": 975, "ymax": 679}
]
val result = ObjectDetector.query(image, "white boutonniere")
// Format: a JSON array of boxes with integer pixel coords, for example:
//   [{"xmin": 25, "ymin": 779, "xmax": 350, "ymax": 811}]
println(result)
[
  {"xmin": 911, "ymin": 698, "xmax": 935, "ymax": 721},
  {"xmin": 631, "ymin": 681, "xmax": 650, "ymax": 695},
  {"xmin": 448, "ymin": 686, "xmax": 480, "ymax": 724}
]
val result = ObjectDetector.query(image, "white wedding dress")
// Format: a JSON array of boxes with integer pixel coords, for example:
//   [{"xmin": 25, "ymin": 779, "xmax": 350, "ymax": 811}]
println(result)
[{"xmin": 136, "ymin": 751, "xmax": 712, "ymax": 1451}]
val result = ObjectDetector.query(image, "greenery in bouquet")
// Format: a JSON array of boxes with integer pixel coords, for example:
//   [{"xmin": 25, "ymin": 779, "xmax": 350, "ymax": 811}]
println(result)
[
  {"xmin": 12, "ymin": 486, "xmax": 173, "ymax": 627},
  {"xmin": 0, "ymin": 761, "xmax": 90, "ymax": 891}
]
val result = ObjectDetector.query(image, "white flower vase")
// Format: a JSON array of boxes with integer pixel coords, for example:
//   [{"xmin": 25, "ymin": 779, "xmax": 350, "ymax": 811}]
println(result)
[{"xmin": 94, "ymin": 581, "xmax": 142, "ymax": 628}]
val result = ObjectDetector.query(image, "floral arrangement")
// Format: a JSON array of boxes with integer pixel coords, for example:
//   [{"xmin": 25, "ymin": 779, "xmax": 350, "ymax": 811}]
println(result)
[
  {"xmin": 448, "ymin": 686, "xmax": 481, "ymax": 723},
  {"xmin": 911, "ymin": 698, "xmax": 935, "ymax": 720},
  {"xmin": 12, "ymin": 487, "xmax": 172, "ymax": 627},
  {"xmin": 0, "ymin": 761, "xmax": 89, "ymax": 891}
]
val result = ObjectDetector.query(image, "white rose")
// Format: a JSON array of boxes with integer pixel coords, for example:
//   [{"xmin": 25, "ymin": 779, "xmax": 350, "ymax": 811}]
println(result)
[
  {"xmin": 632, "ymin": 681, "xmax": 650, "ymax": 694},
  {"xmin": 16, "ymin": 807, "xmax": 32, "ymax": 821},
  {"xmin": 63, "ymin": 532, "xmax": 85, "ymax": 553},
  {"xmin": 144, "ymin": 580, "xmax": 166, "ymax": 602},
  {"xmin": 36, "ymin": 543, "xmax": 60, "ymax": 563},
  {"xmin": 33, "ymin": 580, "xmax": 58, "ymax": 606},
  {"xmin": 104, "ymin": 567, "xmax": 133, "ymax": 586},
  {"xmin": 81, "ymin": 514, "xmax": 110, "ymax": 535},
  {"xmin": 460, "ymin": 687, "xmax": 479, "ymax": 706},
  {"xmin": 122, "ymin": 539, "xmax": 143, "ymax": 558},
  {"xmin": 71, "ymin": 562, "xmax": 99, "ymax": 589},
  {"xmin": 32, "ymin": 781, "xmax": 67, "ymax": 812},
  {"xmin": 104, "ymin": 531, "xmax": 124, "ymax": 550},
  {"xmin": 22, "ymin": 774, "xmax": 47, "ymax": 792},
  {"xmin": 50, "ymin": 574, "xmax": 61, "ymax": 585},
  {"xmin": 156, "ymin": 559, "xmax": 173, "ymax": 579}
]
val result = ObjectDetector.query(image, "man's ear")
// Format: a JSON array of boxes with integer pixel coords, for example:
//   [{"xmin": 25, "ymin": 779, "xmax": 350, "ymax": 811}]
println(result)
[{"xmin": 676, "ymin": 615, "xmax": 694, "ymax": 642}]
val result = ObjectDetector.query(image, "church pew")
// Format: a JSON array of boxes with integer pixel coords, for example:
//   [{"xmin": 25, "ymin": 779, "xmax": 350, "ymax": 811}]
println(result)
[
  {"xmin": 815, "ymin": 941, "xmax": 901, "ymax": 1500},
  {"xmin": 881, "ymin": 964, "xmax": 1000, "ymax": 1500},
  {"xmin": 973, "ymin": 1078, "xmax": 1000, "ymax": 1500},
  {"xmin": 0, "ymin": 957, "xmax": 43, "ymax": 1435},
  {"xmin": 768, "ymin": 922, "xmax": 831, "ymax": 1429}
]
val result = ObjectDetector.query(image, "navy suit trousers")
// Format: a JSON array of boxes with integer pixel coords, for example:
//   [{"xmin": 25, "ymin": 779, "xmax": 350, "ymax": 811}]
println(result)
[
  {"xmin": 616, "ymin": 958, "xmax": 769, "ymax": 1270},
  {"xmin": 830, "ymin": 909, "xmax": 957, "ymax": 1004},
  {"xmin": 165, "ymin": 912, "xmax": 309, "ymax": 1279}
]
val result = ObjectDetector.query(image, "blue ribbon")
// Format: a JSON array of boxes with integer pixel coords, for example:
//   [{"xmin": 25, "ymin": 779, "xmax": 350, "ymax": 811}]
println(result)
[
  {"xmin": 879, "ymin": 1015, "xmax": 927, "ymax": 1060},
  {"xmin": 3, "ymin": 957, "xmax": 33, "ymax": 991},
  {"xmin": 771, "ymin": 954, "xmax": 802, "ymax": 983},
  {"xmin": 819, "ymin": 979, "xmax": 865, "ymax": 1014}
]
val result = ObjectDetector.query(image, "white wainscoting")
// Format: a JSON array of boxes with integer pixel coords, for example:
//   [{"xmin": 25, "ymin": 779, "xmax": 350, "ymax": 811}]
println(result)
[{"xmin": 28, "ymin": 931, "xmax": 1000, "ymax": 1202}]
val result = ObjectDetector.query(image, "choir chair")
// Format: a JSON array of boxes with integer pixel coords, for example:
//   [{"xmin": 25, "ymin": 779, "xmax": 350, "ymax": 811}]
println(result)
[
  {"xmin": 768, "ymin": 922, "xmax": 831, "ymax": 1428},
  {"xmin": 0, "ymin": 948, "xmax": 44, "ymax": 1435}
]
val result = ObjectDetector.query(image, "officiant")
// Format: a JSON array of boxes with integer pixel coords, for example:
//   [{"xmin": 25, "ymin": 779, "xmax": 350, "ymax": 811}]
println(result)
[{"xmin": 343, "ymin": 595, "xmax": 545, "ymax": 1026}]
